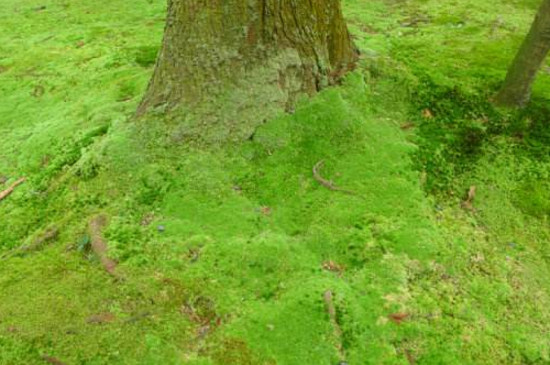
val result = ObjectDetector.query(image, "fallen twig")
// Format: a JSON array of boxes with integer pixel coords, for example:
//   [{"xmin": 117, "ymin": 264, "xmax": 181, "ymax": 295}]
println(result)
[
  {"xmin": 88, "ymin": 215, "xmax": 119, "ymax": 278},
  {"xmin": 0, "ymin": 177, "xmax": 26, "ymax": 202},
  {"xmin": 313, "ymin": 161, "xmax": 357, "ymax": 196}
]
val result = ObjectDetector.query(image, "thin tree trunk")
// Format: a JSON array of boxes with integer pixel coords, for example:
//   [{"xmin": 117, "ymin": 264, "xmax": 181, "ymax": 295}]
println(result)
[
  {"xmin": 138, "ymin": 0, "xmax": 358, "ymax": 143},
  {"xmin": 494, "ymin": 0, "xmax": 550, "ymax": 107}
]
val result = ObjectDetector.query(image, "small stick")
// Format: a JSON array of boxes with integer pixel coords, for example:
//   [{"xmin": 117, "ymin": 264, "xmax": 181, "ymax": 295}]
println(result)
[
  {"xmin": 0, "ymin": 177, "xmax": 26, "ymax": 202},
  {"xmin": 313, "ymin": 161, "xmax": 357, "ymax": 195}
]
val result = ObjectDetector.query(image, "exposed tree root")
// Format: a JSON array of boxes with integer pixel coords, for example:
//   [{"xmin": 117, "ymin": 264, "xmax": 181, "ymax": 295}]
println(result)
[
  {"xmin": 323, "ymin": 290, "xmax": 346, "ymax": 363},
  {"xmin": 0, "ymin": 177, "xmax": 26, "ymax": 202},
  {"xmin": 88, "ymin": 215, "xmax": 120, "ymax": 278}
]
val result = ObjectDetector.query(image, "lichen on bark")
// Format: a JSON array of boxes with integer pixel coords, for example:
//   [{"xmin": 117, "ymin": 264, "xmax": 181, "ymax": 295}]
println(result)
[{"xmin": 138, "ymin": 0, "xmax": 358, "ymax": 143}]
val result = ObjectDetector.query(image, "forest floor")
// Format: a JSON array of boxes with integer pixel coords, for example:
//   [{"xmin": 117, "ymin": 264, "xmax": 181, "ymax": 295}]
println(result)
[{"xmin": 1, "ymin": 0, "xmax": 549, "ymax": 364}]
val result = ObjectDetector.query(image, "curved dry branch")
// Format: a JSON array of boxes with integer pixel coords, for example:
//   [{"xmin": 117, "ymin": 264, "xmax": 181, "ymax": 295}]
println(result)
[
  {"xmin": 0, "ymin": 177, "xmax": 26, "ymax": 202},
  {"xmin": 312, "ymin": 160, "xmax": 357, "ymax": 196}
]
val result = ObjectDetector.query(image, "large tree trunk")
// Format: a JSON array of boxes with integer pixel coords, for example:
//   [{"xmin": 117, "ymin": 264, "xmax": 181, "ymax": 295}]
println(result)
[
  {"xmin": 138, "ymin": 0, "xmax": 358, "ymax": 142},
  {"xmin": 494, "ymin": 0, "xmax": 550, "ymax": 107}
]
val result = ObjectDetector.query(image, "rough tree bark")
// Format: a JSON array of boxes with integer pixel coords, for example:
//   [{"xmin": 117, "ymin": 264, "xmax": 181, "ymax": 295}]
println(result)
[
  {"xmin": 138, "ymin": 0, "xmax": 358, "ymax": 142},
  {"xmin": 494, "ymin": 0, "xmax": 550, "ymax": 107}
]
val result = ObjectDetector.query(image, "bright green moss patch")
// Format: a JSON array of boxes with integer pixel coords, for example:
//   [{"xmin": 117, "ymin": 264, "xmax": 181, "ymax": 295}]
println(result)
[{"xmin": 1, "ymin": 0, "xmax": 549, "ymax": 364}]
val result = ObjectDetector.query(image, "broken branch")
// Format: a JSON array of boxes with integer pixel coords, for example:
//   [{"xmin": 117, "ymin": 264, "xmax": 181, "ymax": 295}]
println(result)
[{"xmin": 0, "ymin": 177, "xmax": 26, "ymax": 202}]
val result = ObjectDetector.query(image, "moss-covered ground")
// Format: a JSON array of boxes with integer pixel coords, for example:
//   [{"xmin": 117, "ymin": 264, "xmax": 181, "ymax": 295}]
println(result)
[{"xmin": 1, "ymin": 0, "xmax": 549, "ymax": 364}]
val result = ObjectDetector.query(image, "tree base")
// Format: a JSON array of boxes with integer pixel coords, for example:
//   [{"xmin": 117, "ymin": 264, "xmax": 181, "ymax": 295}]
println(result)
[{"xmin": 138, "ymin": 0, "xmax": 358, "ymax": 143}]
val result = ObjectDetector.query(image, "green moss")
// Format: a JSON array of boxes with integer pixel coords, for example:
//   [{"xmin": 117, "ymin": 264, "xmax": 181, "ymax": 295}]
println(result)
[
  {"xmin": 133, "ymin": 46, "xmax": 160, "ymax": 68},
  {"xmin": 0, "ymin": 0, "xmax": 549, "ymax": 364},
  {"xmin": 514, "ymin": 180, "xmax": 550, "ymax": 219}
]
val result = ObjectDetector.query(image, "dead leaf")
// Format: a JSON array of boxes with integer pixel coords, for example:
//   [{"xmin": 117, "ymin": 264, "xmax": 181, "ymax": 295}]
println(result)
[
  {"xmin": 461, "ymin": 185, "xmax": 476, "ymax": 211},
  {"xmin": 322, "ymin": 260, "xmax": 345, "ymax": 275},
  {"xmin": 471, "ymin": 253, "xmax": 485, "ymax": 263},
  {"xmin": 422, "ymin": 109, "xmax": 434, "ymax": 119},
  {"xmin": 388, "ymin": 312, "xmax": 409, "ymax": 324},
  {"xmin": 260, "ymin": 206, "xmax": 271, "ymax": 216},
  {"xmin": 400, "ymin": 122, "xmax": 415, "ymax": 130},
  {"xmin": 32, "ymin": 85, "xmax": 45, "ymax": 98},
  {"xmin": 140, "ymin": 212, "xmax": 155, "ymax": 226}
]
